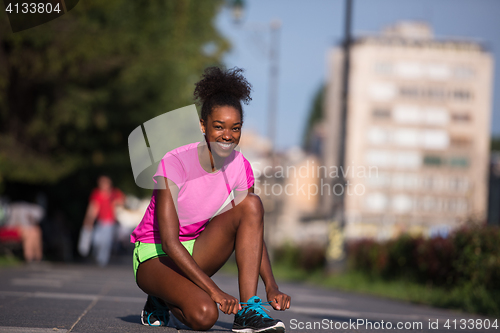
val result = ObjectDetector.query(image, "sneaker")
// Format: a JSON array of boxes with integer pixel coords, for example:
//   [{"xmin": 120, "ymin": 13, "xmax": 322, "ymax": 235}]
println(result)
[
  {"xmin": 141, "ymin": 295, "xmax": 170, "ymax": 326},
  {"xmin": 232, "ymin": 296, "xmax": 285, "ymax": 333}
]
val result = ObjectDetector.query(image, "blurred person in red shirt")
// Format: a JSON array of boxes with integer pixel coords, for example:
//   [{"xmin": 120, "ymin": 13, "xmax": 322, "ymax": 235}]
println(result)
[{"xmin": 82, "ymin": 175, "xmax": 124, "ymax": 266}]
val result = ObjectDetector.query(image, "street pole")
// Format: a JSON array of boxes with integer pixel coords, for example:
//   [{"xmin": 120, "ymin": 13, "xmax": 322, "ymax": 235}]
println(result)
[
  {"xmin": 327, "ymin": 0, "xmax": 352, "ymax": 273},
  {"xmin": 339, "ymin": 0, "xmax": 352, "ymax": 175},
  {"xmin": 265, "ymin": 19, "xmax": 281, "ymax": 256}
]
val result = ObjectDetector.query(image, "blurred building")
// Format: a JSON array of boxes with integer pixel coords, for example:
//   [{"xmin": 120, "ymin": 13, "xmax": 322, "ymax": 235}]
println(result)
[
  {"xmin": 323, "ymin": 22, "xmax": 494, "ymax": 240},
  {"xmin": 239, "ymin": 130, "xmax": 326, "ymax": 247}
]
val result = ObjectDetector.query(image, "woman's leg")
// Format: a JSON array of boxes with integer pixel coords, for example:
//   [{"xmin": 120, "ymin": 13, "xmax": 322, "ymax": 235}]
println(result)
[
  {"xmin": 93, "ymin": 223, "xmax": 114, "ymax": 267},
  {"xmin": 21, "ymin": 225, "xmax": 42, "ymax": 262},
  {"xmin": 193, "ymin": 193, "xmax": 264, "ymax": 302},
  {"xmin": 135, "ymin": 193, "xmax": 264, "ymax": 330},
  {"xmin": 137, "ymin": 256, "xmax": 219, "ymax": 330}
]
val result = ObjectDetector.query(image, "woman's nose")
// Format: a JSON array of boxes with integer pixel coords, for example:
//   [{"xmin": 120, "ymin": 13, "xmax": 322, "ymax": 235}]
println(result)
[{"xmin": 223, "ymin": 130, "xmax": 232, "ymax": 141}]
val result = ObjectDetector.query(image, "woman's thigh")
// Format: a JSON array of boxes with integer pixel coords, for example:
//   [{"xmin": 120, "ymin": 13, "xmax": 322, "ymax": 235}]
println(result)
[
  {"xmin": 192, "ymin": 193, "xmax": 264, "ymax": 276},
  {"xmin": 137, "ymin": 257, "xmax": 217, "ymax": 319},
  {"xmin": 137, "ymin": 256, "xmax": 206, "ymax": 304}
]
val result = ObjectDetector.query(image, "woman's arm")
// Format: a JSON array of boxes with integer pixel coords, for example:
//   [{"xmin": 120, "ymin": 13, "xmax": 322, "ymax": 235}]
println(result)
[
  {"xmin": 156, "ymin": 177, "xmax": 241, "ymax": 315},
  {"xmin": 82, "ymin": 201, "xmax": 98, "ymax": 228},
  {"xmin": 259, "ymin": 241, "xmax": 291, "ymax": 310}
]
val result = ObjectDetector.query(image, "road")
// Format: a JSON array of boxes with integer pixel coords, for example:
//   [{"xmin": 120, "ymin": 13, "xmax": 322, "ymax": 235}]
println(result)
[{"xmin": 0, "ymin": 261, "xmax": 496, "ymax": 333}]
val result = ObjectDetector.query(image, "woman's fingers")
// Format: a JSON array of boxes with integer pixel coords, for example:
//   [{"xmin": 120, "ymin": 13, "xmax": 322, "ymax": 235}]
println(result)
[
  {"xmin": 218, "ymin": 296, "xmax": 240, "ymax": 314},
  {"xmin": 284, "ymin": 294, "xmax": 291, "ymax": 309},
  {"xmin": 272, "ymin": 293, "xmax": 291, "ymax": 311}
]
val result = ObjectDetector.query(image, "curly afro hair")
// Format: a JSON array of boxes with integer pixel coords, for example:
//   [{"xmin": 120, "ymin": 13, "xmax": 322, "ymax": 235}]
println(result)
[{"xmin": 194, "ymin": 67, "xmax": 252, "ymax": 124}]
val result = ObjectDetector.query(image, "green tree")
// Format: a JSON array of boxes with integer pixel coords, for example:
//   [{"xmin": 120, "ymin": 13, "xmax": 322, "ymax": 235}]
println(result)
[
  {"xmin": 0, "ymin": 0, "xmax": 229, "ymax": 189},
  {"xmin": 491, "ymin": 137, "xmax": 500, "ymax": 151},
  {"xmin": 302, "ymin": 84, "xmax": 325, "ymax": 152}
]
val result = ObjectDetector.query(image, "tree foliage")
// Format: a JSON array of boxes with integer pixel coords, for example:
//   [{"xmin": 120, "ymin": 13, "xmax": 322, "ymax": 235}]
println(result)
[
  {"xmin": 302, "ymin": 84, "xmax": 325, "ymax": 153},
  {"xmin": 0, "ymin": 0, "xmax": 229, "ymax": 187}
]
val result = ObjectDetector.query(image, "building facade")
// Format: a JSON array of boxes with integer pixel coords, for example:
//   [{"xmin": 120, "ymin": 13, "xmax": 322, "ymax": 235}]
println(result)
[{"xmin": 324, "ymin": 22, "xmax": 494, "ymax": 240}]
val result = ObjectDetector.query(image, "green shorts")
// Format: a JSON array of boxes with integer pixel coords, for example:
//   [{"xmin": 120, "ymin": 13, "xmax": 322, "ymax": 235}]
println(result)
[{"xmin": 133, "ymin": 239, "xmax": 196, "ymax": 281}]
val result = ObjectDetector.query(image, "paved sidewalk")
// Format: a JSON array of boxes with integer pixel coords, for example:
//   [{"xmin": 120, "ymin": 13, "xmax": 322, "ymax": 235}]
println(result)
[{"xmin": 0, "ymin": 262, "xmax": 496, "ymax": 333}]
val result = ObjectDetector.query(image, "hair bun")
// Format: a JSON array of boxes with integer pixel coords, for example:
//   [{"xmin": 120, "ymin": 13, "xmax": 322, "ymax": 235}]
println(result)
[{"xmin": 194, "ymin": 67, "xmax": 252, "ymax": 105}]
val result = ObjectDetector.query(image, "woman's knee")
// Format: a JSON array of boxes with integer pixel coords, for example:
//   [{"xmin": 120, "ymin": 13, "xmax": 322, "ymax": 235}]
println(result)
[
  {"xmin": 185, "ymin": 301, "xmax": 218, "ymax": 331},
  {"xmin": 241, "ymin": 193, "xmax": 264, "ymax": 218}
]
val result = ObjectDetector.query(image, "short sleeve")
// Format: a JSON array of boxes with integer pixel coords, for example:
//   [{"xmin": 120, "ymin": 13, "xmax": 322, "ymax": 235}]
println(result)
[
  {"xmin": 89, "ymin": 189, "xmax": 100, "ymax": 203},
  {"xmin": 113, "ymin": 189, "xmax": 125, "ymax": 203},
  {"xmin": 236, "ymin": 156, "xmax": 255, "ymax": 191},
  {"xmin": 153, "ymin": 153, "xmax": 186, "ymax": 188}
]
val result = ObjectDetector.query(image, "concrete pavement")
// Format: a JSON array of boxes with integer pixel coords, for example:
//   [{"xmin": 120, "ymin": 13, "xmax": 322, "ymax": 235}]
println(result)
[{"xmin": 0, "ymin": 261, "xmax": 496, "ymax": 333}]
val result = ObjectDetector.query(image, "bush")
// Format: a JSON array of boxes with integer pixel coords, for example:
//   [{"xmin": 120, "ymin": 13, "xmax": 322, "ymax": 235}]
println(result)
[
  {"xmin": 347, "ymin": 225, "xmax": 500, "ymax": 314},
  {"xmin": 274, "ymin": 243, "xmax": 326, "ymax": 272}
]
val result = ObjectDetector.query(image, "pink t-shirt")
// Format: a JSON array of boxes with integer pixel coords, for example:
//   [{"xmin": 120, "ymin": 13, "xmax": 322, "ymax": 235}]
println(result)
[{"xmin": 130, "ymin": 142, "xmax": 254, "ymax": 243}]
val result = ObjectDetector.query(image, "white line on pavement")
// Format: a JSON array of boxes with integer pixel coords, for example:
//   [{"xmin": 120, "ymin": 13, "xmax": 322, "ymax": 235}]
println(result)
[
  {"xmin": 0, "ymin": 327, "xmax": 68, "ymax": 333},
  {"xmin": 0, "ymin": 291, "xmax": 145, "ymax": 303}
]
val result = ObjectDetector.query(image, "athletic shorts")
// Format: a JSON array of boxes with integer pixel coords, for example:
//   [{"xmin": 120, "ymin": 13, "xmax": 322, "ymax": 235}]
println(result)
[{"xmin": 133, "ymin": 239, "xmax": 196, "ymax": 280}]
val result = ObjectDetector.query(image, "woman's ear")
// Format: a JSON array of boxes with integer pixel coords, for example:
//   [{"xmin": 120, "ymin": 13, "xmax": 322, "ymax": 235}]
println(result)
[{"xmin": 200, "ymin": 119, "xmax": 206, "ymax": 135}]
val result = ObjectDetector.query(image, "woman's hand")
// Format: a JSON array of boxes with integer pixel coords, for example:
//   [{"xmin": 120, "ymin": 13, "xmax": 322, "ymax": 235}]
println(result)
[
  {"xmin": 211, "ymin": 290, "xmax": 241, "ymax": 315},
  {"xmin": 267, "ymin": 287, "xmax": 291, "ymax": 311}
]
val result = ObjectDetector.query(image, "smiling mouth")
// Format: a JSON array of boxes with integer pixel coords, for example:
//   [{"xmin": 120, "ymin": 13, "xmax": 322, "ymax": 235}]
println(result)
[{"xmin": 216, "ymin": 142, "xmax": 233, "ymax": 150}]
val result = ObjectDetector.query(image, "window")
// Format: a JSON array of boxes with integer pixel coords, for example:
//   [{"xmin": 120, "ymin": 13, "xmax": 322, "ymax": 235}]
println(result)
[
  {"xmin": 392, "ymin": 195, "xmax": 413, "ymax": 213},
  {"xmin": 453, "ymin": 90, "xmax": 472, "ymax": 101},
  {"xmin": 366, "ymin": 150, "xmax": 421, "ymax": 169},
  {"xmin": 450, "ymin": 136, "xmax": 472, "ymax": 147},
  {"xmin": 433, "ymin": 177, "xmax": 445, "ymax": 191},
  {"xmin": 392, "ymin": 173, "xmax": 406, "ymax": 189},
  {"xmin": 366, "ymin": 150, "xmax": 392, "ymax": 167},
  {"xmin": 392, "ymin": 173, "xmax": 418, "ymax": 190},
  {"xmin": 395, "ymin": 151, "xmax": 421, "ymax": 169},
  {"xmin": 448, "ymin": 177, "xmax": 469, "ymax": 192},
  {"xmin": 372, "ymin": 108, "xmax": 391, "ymax": 119},
  {"xmin": 374, "ymin": 62, "xmax": 393, "ymax": 75},
  {"xmin": 370, "ymin": 83, "xmax": 397, "ymax": 101},
  {"xmin": 424, "ymin": 155, "xmax": 443, "ymax": 166},
  {"xmin": 447, "ymin": 198, "xmax": 468, "ymax": 213},
  {"xmin": 367, "ymin": 172, "xmax": 391, "ymax": 188},
  {"xmin": 449, "ymin": 157, "xmax": 469, "ymax": 168},
  {"xmin": 393, "ymin": 128, "xmax": 419, "ymax": 147},
  {"xmin": 396, "ymin": 62, "xmax": 423, "ymax": 79},
  {"xmin": 426, "ymin": 88, "xmax": 446, "ymax": 100},
  {"xmin": 422, "ymin": 196, "xmax": 435, "ymax": 211},
  {"xmin": 423, "ymin": 107, "xmax": 449, "ymax": 126},
  {"xmin": 393, "ymin": 105, "xmax": 421, "ymax": 123},
  {"xmin": 454, "ymin": 67, "xmax": 475, "ymax": 79},
  {"xmin": 365, "ymin": 193, "xmax": 388, "ymax": 211},
  {"xmin": 367, "ymin": 127, "xmax": 390, "ymax": 145},
  {"xmin": 426, "ymin": 64, "xmax": 451, "ymax": 80},
  {"xmin": 451, "ymin": 113, "xmax": 471, "ymax": 122},
  {"xmin": 421, "ymin": 176, "xmax": 434, "ymax": 189},
  {"xmin": 457, "ymin": 199, "xmax": 468, "ymax": 213},
  {"xmin": 393, "ymin": 106, "xmax": 449, "ymax": 127},
  {"xmin": 400, "ymin": 87, "xmax": 419, "ymax": 97},
  {"xmin": 422, "ymin": 130, "xmax": 449, "ymax": 150}
]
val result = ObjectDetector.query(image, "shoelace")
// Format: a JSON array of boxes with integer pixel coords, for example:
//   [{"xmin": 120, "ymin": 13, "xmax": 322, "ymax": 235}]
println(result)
[
  {"xmin": 147, "ymin": 309, "xmax": 168, "ymax": 326},
  {"xmin": 148, "ymin": 297, "xmax": 169, "ymax": 326},
  {"xmin": 239, "ymin": 296, "xmax": 272, "ymax": 319}
]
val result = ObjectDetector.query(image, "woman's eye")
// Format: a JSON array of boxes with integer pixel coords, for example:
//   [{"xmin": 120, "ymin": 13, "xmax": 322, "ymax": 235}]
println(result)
[{"xmin": 233, "ymin": 127, "xmax": 241, "ymax": 132}]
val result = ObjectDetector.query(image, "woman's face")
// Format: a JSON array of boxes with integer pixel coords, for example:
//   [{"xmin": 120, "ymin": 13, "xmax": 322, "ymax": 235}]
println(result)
[{"xmin": 201, "ymin": 106, "xmax": 242, "ymax": 158}]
